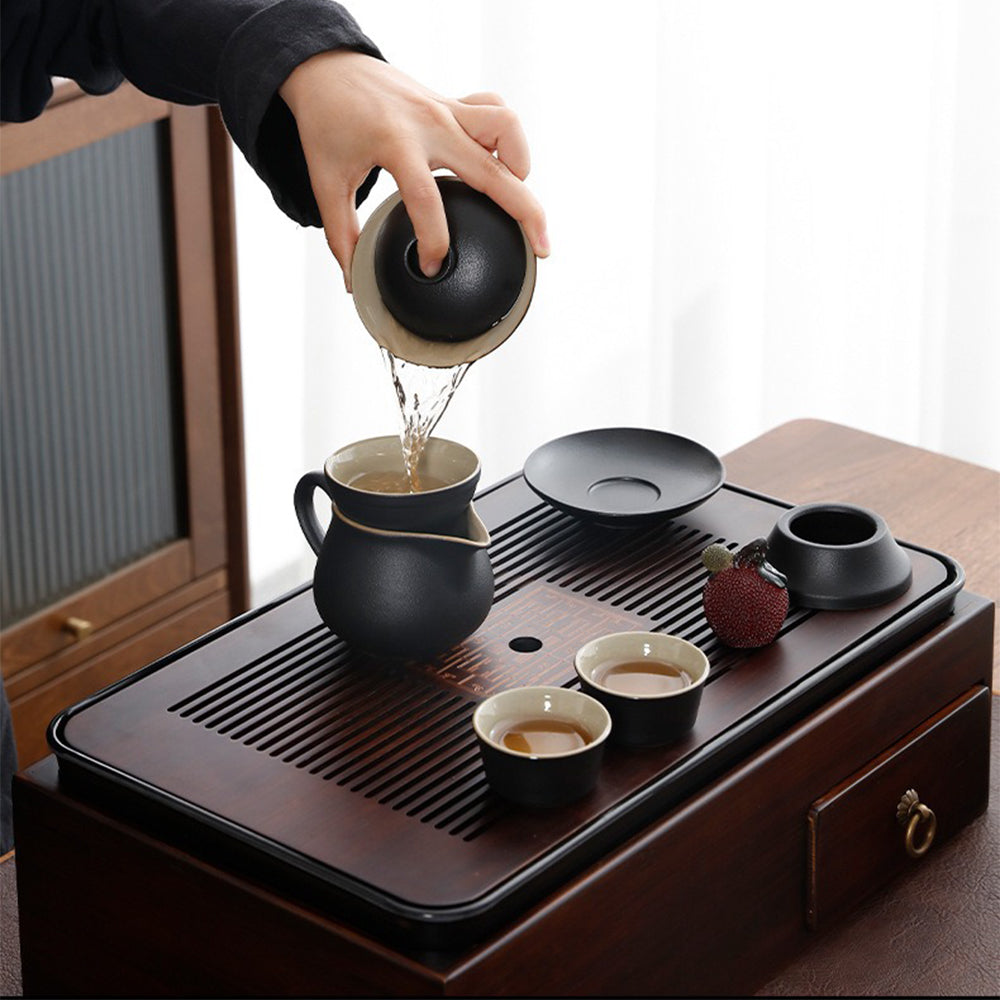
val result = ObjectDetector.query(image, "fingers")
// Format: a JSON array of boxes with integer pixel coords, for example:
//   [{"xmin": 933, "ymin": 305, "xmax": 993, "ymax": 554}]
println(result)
[
  {"xmin": 312, "ymin": 178, "xmax": 361, "ymax": 292},
  {"xmin": 286, "ymin": 49, "xmax": 549, "ymax": 290},
  {"xmin": 458, "ymin": 91, "xmax": 507, "ymax": 107},
  {"xmin": 445, "ymin": 140, "xmax": 549, "ymax": 259},
  {"xmin": 387, "ymin": 153, "xmax": 450, "ymax": 277},
  {"xmin": 450, "ymin": 101, "xmax": 531, "ymax": 180},
  {"xmin": 448, "ymin": 95, "xmax": 546, "ymax": 254}
]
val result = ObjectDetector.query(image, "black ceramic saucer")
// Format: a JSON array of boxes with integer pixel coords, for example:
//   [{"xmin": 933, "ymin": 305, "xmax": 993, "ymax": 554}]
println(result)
[{"xmin": 523, "ymin": 428, "xmax": 725, "ymax": 526}]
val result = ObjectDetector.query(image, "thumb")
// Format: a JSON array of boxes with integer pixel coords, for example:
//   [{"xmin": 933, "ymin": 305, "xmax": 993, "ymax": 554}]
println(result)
[{"xmin": 313, "ymin": 178, "xmax": 362, "ymax": 292}]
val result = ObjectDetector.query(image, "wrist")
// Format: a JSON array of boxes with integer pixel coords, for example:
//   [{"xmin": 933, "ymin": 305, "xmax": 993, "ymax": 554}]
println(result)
[{"xmin": 279, "ymin": 48, "xmax": 371, "ymax": 115}]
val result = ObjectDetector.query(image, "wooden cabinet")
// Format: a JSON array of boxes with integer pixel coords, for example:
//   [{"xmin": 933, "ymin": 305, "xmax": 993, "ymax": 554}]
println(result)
[{"xmin": 1, "ymin": 83, "xmax": 247, "ymax": 767}]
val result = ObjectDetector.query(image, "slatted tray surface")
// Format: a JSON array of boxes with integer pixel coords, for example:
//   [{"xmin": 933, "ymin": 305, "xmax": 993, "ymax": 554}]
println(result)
[{"xmin": 51, "ymin": 476, "xmax": 958, "ymax": 947}]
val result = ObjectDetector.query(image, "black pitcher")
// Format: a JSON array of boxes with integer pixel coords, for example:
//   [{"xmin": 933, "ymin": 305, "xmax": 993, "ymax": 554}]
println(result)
[{"xmin": 294, "ymin": 436, "xmax": 493, "ymax": 659}]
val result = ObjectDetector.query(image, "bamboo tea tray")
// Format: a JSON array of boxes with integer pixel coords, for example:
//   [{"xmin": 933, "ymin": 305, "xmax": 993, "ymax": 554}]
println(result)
[{"xmin": 49, "ymin": 476, "xmax": 962, "ymax": 949}]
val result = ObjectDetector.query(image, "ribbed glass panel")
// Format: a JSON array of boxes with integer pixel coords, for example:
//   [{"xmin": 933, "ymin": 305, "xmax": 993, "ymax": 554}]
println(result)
[{"xmin": 1, "ymin": 122, "xmax": 185, "ymax": 626}]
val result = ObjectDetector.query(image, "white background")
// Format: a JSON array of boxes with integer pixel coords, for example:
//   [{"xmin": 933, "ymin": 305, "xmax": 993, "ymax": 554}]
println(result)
[{"xmin": 233, "ymin": 0, "xmax": 999, "ymax": 606}]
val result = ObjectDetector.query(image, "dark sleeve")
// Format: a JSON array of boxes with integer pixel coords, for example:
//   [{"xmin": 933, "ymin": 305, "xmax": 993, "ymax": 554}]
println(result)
[{"xmin": 1, "ymin": 0, "xmax": 385, "ymax": 226}]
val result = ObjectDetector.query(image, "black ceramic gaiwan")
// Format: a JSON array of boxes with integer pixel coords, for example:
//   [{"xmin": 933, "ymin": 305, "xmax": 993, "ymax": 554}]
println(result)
[
  {"xmin": 351, "ymin": 175, "xmax": 537, "ymax": 367},
  {"xmin": 374, "ymin": 178, "xmax": 526, "ymax": 343}
]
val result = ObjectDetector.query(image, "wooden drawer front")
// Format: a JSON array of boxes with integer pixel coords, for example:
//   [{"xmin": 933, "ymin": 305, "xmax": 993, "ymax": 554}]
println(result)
[
  {"xmin": 807, "ymin": 685, "xmax": 990, "ymax": 930},
  {"xmin": 1, "ymin": 542, "xmax": 193, "ymax": 676},
  {"xmin": 10, "ymin": 590, "xmax": 230, "ymax": 768}
]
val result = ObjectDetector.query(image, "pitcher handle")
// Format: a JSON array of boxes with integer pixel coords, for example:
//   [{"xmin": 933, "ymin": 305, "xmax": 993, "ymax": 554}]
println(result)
[{"xmin": 294, "ymin": 471, "xmax": 334, "ymax": 556}]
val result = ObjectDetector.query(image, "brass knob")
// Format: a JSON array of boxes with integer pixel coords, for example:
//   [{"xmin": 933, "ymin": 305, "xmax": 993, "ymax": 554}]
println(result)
[
  {"xmin": 896, "ymin": 788, "xmax": 937, "ymax": 858},
  {"xmin": 63, "ymin": 616, "xmax": 94, "ymax": 641}
]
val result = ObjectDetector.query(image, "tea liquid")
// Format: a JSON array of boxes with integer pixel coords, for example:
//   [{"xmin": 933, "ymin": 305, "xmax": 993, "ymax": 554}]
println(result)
[
  {"xmin": 491, "ymin": 717, "xmax": 591, "ymax": 755},
  {"xmin": 594, "ymin": 659, "xmax": 693, "ymax": 696},
  {"xmin": 382, "ymin": 348, "xmax": 470, "ymax": 492},
  {"xmin": 348, "ymin": 469, "xmax": 449, "ymax": 494}
]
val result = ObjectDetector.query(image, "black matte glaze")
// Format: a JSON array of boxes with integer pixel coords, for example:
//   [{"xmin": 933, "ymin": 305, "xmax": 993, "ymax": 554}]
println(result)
[
  {"xmin": 767, "ymin": 503, "xmax": 913, "ymax": 610},
  {"xmin": 312, "ymin": 507, "xmax": 494, "ymax": 658},
  {"xmin": 577, "ymin": 679, "xmax": 705, "ymax": 749},
  {"xmin": 476, "ymin": 738, "xmax": 606, "ymax": 808},
  {"xmin": 523, "ymin": 427, "xmax": 725, "ymax": 525},
  {"xmin": 374, "ymin": 178, "xmax": 527, "ymax": 342},
  {"xmin": 294, "ymin": 471, "xmax": 493, "ymax": 658}
]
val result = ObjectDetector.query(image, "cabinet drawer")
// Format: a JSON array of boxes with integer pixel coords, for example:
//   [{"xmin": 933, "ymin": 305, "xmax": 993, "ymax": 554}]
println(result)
[
  {"xmin": 10, "ymin": 590, "xmax": 230, "ymax": 768},
  {"xmin": 1, "ymin": 542, "xmax": 193, "ymax": 675},
  {"xmin": 807, "ymin": 685, "xmax": 990, "ymax": 930}
]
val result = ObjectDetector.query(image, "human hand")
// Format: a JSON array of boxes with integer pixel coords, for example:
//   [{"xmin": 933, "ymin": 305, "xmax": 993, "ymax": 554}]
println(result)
[{"xmin": 279, "ymin": 49, "xmax": 549, "ymax": 291}]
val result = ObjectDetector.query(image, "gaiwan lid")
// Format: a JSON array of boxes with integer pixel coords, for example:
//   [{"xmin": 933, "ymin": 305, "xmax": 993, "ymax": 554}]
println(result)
[{"xmin": 351, "ymin": 176, "xmax": 536, "ymax": 368}]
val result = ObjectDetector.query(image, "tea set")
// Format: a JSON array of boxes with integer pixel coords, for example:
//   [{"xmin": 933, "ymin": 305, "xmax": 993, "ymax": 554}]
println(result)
[{"xmin": 293, "ymin": 176, "xmax": 914, "ymax": 808}]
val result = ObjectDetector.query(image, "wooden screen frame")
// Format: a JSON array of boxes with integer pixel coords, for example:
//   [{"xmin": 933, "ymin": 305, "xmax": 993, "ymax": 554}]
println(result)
[{"xmin": 1, "ymin": 82, "xmax": 248, "ymax": 680}]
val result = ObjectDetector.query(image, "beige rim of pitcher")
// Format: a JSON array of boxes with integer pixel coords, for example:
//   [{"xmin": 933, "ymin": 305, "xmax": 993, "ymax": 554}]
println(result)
[{"xmin": 350, "ymin": 177, "xmax": 537, "ymax": 369}]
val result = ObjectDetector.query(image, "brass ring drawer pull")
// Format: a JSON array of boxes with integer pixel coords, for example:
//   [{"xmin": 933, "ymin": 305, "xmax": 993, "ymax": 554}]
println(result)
[{"xmin": 896, "ymin": 788, "xmax": 937, "ymax": 858}]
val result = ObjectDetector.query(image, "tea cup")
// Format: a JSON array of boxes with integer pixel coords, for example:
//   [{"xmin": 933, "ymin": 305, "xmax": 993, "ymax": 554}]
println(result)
[
  {"xmin": 574, "ymin": 632, "xmax": 709, "ymax": 748},
  {"xmin": 473, "ymin": 686, "xmax": 611, "ymax": 807}
]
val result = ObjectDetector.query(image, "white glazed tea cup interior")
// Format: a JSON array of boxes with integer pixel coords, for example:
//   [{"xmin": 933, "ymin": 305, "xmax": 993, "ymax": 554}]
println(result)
[
  {"xmin": 326, "ymin": 435, "xmax": 479, "ymax": 493},
  {"xmin": 472, "ymin": 686, "xmax": 612, "ymax": 758},
  {"xmin": 575, "ymin": 631, "xmax": 710, "ymax": 699}
]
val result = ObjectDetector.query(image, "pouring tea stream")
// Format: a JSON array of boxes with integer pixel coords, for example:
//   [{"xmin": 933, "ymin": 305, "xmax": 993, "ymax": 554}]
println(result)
[{"xmin": 355, "ymin": 174, "xmax": 537, "ymax": 490}]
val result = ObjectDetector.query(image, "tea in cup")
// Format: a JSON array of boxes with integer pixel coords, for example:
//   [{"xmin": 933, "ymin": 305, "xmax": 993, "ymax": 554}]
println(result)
[
  {"xmin": 473, "ymin": 686, "xmax": 611, "ymax": 807},
  {"xmin": 574, "ymin": 632, "xmax": 709, "ymax": 748}
]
